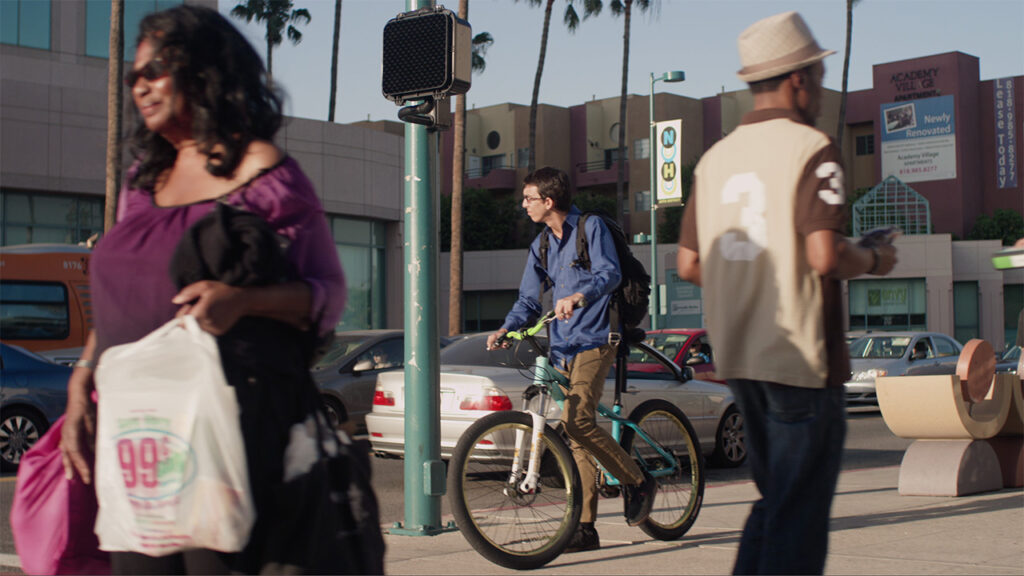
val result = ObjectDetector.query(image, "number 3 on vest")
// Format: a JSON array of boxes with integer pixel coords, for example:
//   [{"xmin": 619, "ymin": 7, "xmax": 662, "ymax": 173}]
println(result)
[
  {"xmin": 720, "ymin": 172, "xmax": 767, "ymax": 261},
  {"xmin": 815, "ymin": 162, "xmax": 845, "ymax": 205}
]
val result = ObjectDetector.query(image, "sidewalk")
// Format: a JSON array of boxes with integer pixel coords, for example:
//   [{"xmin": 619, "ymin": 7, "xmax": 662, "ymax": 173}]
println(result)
[{"xmin": 384, "ymin": 466, "xmax": 1024, "ymax": 575}]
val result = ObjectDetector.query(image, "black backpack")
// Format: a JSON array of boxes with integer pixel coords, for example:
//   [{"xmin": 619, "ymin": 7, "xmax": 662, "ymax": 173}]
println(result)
[{"xmin": 539, "ymin": 210, "xmax": 651, "ymax": 334}]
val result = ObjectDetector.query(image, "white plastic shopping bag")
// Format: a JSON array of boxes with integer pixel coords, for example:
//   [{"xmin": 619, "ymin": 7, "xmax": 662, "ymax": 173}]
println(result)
[{"xmin": 94, "ymin": 315, "xmax": 255, "ymax": 555}]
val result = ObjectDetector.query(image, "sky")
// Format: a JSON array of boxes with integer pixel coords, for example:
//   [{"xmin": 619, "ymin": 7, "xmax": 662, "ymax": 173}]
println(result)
[{"xmin": 217, "ymin": 0, "xmax": 1024, "ymax": 125}]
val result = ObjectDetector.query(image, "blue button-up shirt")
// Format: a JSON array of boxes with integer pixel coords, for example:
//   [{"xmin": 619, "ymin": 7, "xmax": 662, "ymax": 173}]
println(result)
[{"xmin": 502, "ymin": 207, "xmax": 622, "ymax": 368}]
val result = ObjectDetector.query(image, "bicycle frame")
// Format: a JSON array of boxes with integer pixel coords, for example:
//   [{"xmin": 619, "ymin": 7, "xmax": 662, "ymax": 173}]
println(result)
[{"xmin": 502, "ymin": 319, "xmax": 680, "ymax": 493}]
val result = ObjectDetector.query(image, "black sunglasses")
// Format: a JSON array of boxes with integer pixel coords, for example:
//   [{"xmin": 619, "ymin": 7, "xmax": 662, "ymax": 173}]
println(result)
[{"xmin": 124, "ymin": 58, "xmax": 169, "ymax": 87}]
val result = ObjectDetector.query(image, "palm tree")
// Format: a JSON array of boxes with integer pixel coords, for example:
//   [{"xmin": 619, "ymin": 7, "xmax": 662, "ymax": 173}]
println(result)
[
  {"xmin": 328, "ymin": 0, "xmax": 342, "ymax": 122},
  {"xmin": 610, "ymin": 0, "xmax": 655, "ymax": 232},
  {"xmin": 836, "ymin": 0, "xmax": 862, "ymax": 153},
  {"xmin": 520, "ymin": 0, "xmax": 602, "ymax": 173},
  {"xmin": 450, "ymin": 0, "xmax": 494, "ymax": 335},
  {"xmin": 230, "ymin": 0, "xmax": 311, "ymax": 86},
  {"xmin": 104, "ymin": 0, "xmax": 124, "ymax": 232}
]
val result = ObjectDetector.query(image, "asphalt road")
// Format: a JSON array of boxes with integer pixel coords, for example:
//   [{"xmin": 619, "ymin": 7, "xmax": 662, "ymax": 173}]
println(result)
[{"xmin": 0, "ymin": 406, "xmax": 906, "ymax": 562}]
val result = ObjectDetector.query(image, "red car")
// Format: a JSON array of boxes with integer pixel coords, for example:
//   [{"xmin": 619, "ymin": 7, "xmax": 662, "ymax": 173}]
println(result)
[{"xmin": 635, "ymin": 329, "xmax": 724, "ymax": 384}]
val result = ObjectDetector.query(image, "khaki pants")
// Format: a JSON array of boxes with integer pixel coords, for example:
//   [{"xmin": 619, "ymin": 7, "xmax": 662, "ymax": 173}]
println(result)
[{"xmin": 560, "ymin": 344, "xmax": 643, "ymax": 523}]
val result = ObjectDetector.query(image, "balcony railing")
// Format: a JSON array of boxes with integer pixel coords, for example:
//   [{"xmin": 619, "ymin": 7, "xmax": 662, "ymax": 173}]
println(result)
[{"xmin": 465, "ymin": 164, "xmax": 515, "ymax": 179}]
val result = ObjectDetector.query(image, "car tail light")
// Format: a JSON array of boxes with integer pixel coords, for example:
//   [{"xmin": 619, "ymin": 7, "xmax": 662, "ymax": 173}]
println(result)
[
  {"xmin": 370, "ymin": 432, "xmax": 383, "ymax": 438},
  {"xmin": 374, "ymin": 390, "xmax": 395, "ymax": 406},
  {"xmin": 459, "ymin": 388, "xmax": 512, "ymax": 411}
]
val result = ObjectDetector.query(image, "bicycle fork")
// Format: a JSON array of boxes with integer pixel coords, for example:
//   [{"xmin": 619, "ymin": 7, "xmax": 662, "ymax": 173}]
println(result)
[{"xmin": 507, "ymin": 356, "xmax": 563, "ymax": 496}]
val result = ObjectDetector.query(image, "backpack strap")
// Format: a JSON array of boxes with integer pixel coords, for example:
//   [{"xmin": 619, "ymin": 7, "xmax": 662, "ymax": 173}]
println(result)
[
  {"xmin": 538, "ymin": 229, "xmax": 553, "ymax": 291},
  {"xmin": 574, "ymin": 212, "xmax": 593, "ymax": 271}
]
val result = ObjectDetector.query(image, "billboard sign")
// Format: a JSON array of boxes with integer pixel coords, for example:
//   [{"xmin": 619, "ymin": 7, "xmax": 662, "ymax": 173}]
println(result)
[
  {"xmin": 994, "ymin": 78, "xmax": 1018, "ymax": 189},
  {"xmin": 655, "ymin": 119, "xmax": 683, "ymax": 205},
  {"xmin": 880, "ymin": 95, "xmax": 956, "ymax": 183}
]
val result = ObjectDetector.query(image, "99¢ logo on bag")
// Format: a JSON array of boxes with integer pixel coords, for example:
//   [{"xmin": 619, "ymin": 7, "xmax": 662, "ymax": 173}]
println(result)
[{"xmin": 113, "ymin": 417, "xmax": 197, "ymax": 502}]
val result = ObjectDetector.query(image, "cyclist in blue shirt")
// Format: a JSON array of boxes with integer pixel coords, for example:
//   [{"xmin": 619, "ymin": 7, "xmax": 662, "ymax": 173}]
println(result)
[{"xmin": 486, "ymin": 167, "xmax": 656, "ymax": 553}]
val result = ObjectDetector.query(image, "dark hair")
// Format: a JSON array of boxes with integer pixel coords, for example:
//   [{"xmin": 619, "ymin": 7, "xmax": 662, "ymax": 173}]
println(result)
[
  {"xmin": 128, "ymin": 5, "xmax": 283, "ymax": 191},
  {"xmin": 523, "ymin": 167, "xmax": 571, "ymax": 211},
  {"xmin": 748, "ymin": 64, "xmax": 815, "ymax": 94}
]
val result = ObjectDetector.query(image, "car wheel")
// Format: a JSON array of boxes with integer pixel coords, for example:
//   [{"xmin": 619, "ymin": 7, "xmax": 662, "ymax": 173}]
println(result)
[
  {"xmin": 0, "ymin": 407, "xmax": 48, "ymax": 472},
  {"xmin": 321, "ymin": 396, "xmax": 348, "ymax": 429},
  {"xmin": 711, "ymin": 406, "xmax": 746, "ymax": 468}
]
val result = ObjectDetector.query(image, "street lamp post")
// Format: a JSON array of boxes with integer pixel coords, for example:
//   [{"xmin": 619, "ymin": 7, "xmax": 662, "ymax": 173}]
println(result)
[{"xmin": 649, "ymin": 70, "xmax": 685, "ymax": 331}]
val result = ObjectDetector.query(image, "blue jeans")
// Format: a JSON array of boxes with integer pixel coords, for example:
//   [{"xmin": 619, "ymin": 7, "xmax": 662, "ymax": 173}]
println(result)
[{"xmin": 726, "ymin": 379, "xmax": 846, "ymax": 575}]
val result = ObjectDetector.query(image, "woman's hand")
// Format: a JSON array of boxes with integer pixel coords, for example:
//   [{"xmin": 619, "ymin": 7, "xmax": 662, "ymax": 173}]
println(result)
[
  {"xmin": 60, "ymin": 331, "xmax": 99, "ymax": 484},
  {"xmin": 173, "ymin": 280, "xmax": 247, "ymax": 335},
  {"xmin": 60, "ymin": 384, "xmax": 96, "ymax": 484}
]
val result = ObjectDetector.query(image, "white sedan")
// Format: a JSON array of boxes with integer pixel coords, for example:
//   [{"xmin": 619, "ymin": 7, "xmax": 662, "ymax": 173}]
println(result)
[{"xmin": 366, "ymin": 333, "xmax": 746, "ymax": 467}]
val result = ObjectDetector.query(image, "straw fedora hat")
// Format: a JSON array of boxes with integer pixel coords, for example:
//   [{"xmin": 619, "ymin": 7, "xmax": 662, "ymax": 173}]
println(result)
[{"xmin": 736, "ymin": 11, "xmax": 835, "ymax": 83}]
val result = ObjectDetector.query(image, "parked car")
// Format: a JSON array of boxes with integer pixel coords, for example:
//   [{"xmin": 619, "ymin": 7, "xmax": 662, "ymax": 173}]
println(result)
[
  {"xmin": 996, "ymin": 345, "xmax": 1021, "ymax": 374},
  {"xmin": 366, "ymin": 332, "xmax": 746, "ymax": 468},
  {"xmin": 0, "ymin": 343, "xmax": 71, "ymax": 471},
  {"xmin": 312, "ymin": 330, "xmax": 405, "ymax": 432},
  {"xmin": 845, "ymin": 332, "xmax": 964, "ymax": 404},
  {"xmin": 313, "ymin": 330, "xmax": 462, "ymax": 432},
  {"xmin": 643, "ymin": 329, "xmax": 723, "ymax": 383}
]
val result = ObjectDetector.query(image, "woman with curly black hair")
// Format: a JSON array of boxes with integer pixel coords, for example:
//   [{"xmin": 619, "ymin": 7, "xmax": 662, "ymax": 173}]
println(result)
[{"xmin": 59, "ymin": 5, "xmax": 349, "ymax": 574}]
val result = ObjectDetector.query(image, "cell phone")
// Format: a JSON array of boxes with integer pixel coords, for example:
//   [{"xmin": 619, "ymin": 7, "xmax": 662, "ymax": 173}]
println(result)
[
  {"xmin": 992, "ymin": 247, "xmax": 1024, "ymax": 270},
  {"xmin": 857, "ymin": 226, "xmax": 901, "ymax": 248}
]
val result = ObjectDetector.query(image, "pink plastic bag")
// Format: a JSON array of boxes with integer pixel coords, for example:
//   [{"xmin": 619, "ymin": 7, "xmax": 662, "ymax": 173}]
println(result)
[{"xmin": 10, "ymin": 415, "xmax": 110, "ymax": 575}]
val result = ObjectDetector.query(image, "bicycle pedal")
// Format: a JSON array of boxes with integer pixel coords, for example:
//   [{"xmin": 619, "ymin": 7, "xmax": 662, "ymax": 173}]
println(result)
[{"xmin": 598, "ymin": 484, "xmax": 621, "ymax": 498}]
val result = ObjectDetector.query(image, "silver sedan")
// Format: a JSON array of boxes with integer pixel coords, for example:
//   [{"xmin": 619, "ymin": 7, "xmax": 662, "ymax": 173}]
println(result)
[
  {"xmin": 366, "ymin": 333, "xmax": 746, "ymax": 467},
  {"xmin": 845, "ymin": 331, "xmax": 964, "ymax": 404}
]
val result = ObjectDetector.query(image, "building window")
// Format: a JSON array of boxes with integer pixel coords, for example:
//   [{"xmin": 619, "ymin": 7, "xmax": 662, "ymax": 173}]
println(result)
[
  {"xmin": 1, "ymin": 0, "xmax": 50, "ymax": 49},
  {"xmin": 85, "ymin": 0, "xmax": 182, "ymax": 59},
  {"xmin": 330, "ymin": 216, "xmax": 386, "ymax": 330},
  {"xmin": 855, "ymin": 134, "xmax": 875, "ymax": 156},
  {"xmin": 1005, "ymin": 283, "xmax": 1023, "ymax": 347},
  {"xmin": 462, "ymin": 290, "xmax": 517, "ymax": 332},
  {"xmin": 848, "ymin": 278, "xmax": 926, "ymax": 331},
  {"xmin": 481, "ymin": 154, "xmax": 506, "ymax": 176},
  {"xmin": 633, "ymin": 138, "xmax": 650, "ymax": 160},
  {"xmin": 635, "ymin": 190, "xmax": 651, "ymax": 213},
  {"xmin": 517, "ymin": 148, "xmax": 529, "ymax": 169},
  {"xmin": 953, "ymin": 281, "xmax": 979, "ymax": 344},
  {"xmin": 604, "ymin": 148, "xmax": 626, "ymax": 170},
  {"xmin": 0, "ymin": 190, "xmax": 104, "ymax": 246}
]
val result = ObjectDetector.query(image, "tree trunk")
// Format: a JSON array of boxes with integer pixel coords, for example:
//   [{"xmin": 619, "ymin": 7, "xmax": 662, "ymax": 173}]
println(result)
[
  {"xmin": 528, "ymin": 0, "xmax": 555, "ymax": 174},
  {"xmin": 837, "ymin": 0, "xmax": 853, "ymax": 153},
  {"xmin": 328, "ymin": 0, "xmax": 342, "ymax": 122},
  {"xmin": 266, "ymin": 36, "xmax": 274, "ymax": 87},
  {"xmin": 449, "ymin": 0, "xmax": 468, "ymax": 336},
  {"xmin": 615, "ymin": 1, "xmax": 632, "ymax": 233},
  {"xmin": 104, "ymin": 0, "xmax": 124, "ymax": 233}
]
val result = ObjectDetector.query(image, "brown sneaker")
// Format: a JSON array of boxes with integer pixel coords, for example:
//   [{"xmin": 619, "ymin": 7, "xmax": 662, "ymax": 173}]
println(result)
[
  {"xmin": 564, "ymin": 524, "xmax": 600, "ymax": 553},
  {"xmin": 623, "ymin": 471, "xmax": 657, "ymax": 526}
]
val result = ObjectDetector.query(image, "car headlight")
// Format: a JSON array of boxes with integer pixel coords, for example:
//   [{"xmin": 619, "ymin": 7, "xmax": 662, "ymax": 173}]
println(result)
[{"xmin": 852, "ymin": 368, "xmax": 887, "ymax": 381}]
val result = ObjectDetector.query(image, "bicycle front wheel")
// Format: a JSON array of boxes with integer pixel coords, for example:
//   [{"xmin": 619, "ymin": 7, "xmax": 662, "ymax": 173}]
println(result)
[
  {"xmin": 619, "ymin": 399, "xmax": 706, "ymax": 541},
  {"xmin": 448, "ymin": 411, "xmax": 582, "ymax": 570}
]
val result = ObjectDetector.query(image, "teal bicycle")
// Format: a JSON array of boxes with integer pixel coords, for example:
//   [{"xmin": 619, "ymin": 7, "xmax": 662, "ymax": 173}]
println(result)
[{"xmin": 447, "ymin": 311, "xmax": 706, "ymax": 570}]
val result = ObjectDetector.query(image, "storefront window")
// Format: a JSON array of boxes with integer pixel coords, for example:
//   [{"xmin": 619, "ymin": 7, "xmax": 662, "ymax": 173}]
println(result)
[
  {"xmin": 848, "ymin": 278, "xmax": 926, "ymax": 331},
  {"xmin": 1005, "ymin": 283, "xmax": 1023, "ymax": 347},
  {"xmin": 331, "ymin": 216, "xmax": 385, "ymax": 330},
  {"xmin": 953, "ymin": 281, "xmax": 979, "ymax": 343},
  {"xmin": 462, "ymin": 290, "xmax": 517, "ymax": 332},
  {"xmin": 0, "ymin": 190, "xmax": 103, "ymax": 246}
]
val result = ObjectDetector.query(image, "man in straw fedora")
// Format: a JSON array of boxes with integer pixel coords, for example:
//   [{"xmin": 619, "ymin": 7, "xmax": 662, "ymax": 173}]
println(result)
[{"xmin": 676, "ymin": 11, "xmax": 897, "ymax": 574}]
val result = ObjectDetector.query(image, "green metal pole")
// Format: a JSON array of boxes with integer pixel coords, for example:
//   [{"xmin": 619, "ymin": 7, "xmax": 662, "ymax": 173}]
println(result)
[
  {"xmin": 394, "ymin": 0, "xmax": 446, "ymax": 537},
  {"xmin": 649, "ymin": 73, "xmax": 659, "ymax": 331}
]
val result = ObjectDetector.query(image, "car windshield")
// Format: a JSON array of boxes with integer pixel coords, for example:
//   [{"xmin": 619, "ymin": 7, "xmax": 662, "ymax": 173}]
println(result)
[
  {"xmin": 643, "ymin": 333, "xmax": 693, "ymax": 360},
  {"xmin": 312, "ymin": 334, "xmax": 375, "ymax": 370},
  {"xmin": 849, "ymin": 336, "xmax": 912, "ymax": 359},
  {"xmin": 440, "ymin": 334, "xmax": 545, "ymax": 368}
]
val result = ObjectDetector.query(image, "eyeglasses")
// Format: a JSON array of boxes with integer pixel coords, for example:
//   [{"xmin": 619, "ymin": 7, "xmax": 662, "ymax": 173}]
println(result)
[
  {"xmin": 522, "ymin": 195, "xmax": 544, "ymax": 204},
  {"xmin": 124, "ymin": 58, "xmax": 169, "ymax": 87}
]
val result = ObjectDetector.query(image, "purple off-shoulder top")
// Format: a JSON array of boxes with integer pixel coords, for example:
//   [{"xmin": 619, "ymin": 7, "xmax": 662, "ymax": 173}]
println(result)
[{"xmin": 90, "ymin": 157, "xmax": 346, "ymax": 357}]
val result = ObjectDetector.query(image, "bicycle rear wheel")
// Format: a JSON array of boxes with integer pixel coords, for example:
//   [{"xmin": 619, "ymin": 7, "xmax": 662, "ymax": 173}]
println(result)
[
  {"xmin": 448, "ymin": 411, "xmax": 582, "ymax": 570},
  {"xmin": 619, "ymin": 399, "xmax": 705, "ymax": 541}
]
